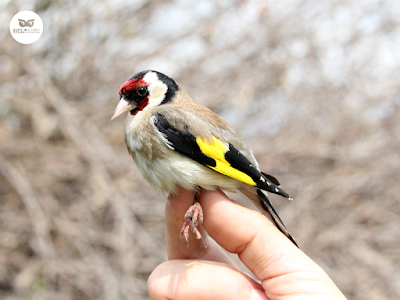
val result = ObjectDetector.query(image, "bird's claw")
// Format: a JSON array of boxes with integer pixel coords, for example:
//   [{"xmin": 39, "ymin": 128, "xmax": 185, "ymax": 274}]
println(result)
[{"xmin": 180, "ymin": 202, "xmax": 207, "ymax": 247}]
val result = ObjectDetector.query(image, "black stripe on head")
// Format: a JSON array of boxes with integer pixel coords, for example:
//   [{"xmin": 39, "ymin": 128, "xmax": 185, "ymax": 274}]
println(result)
[
  {"xmin": 129, "ymin": 70, "xmax": 151, "ymax": 81},
  {"xmin": 153, "ymin": 71, "xmax": 179, "ymax": 105},
  {"xmin": 153, "ymin": 114, "xmax": 216, "ymax": 167}
]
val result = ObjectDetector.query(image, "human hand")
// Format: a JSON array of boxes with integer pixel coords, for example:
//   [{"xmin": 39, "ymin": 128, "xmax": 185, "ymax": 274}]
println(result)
[{"xmin": 148, "ymin": 189, "xmax": 348, "ymax": 300}]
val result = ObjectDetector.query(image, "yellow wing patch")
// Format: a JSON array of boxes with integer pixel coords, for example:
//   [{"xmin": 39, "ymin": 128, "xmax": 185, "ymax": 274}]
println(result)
[{"xmin": 195, "ymin": 136, "xmax": 257, "ymax": 186}]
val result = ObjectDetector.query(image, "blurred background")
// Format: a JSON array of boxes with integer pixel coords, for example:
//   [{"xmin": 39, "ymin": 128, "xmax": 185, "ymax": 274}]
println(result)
[{"xmin": 1, "ymin": 0, "xmax": 399, "ymax": 299}]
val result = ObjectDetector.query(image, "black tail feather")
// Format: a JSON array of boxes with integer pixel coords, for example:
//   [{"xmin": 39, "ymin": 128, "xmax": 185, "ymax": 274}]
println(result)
[
  {"xmin": 256, "ymin": 173, "xmax": 291, "ymax": 200},
  {"xmin": 256, "ymin": 188, "xmax": 299, "ymax": 248}
]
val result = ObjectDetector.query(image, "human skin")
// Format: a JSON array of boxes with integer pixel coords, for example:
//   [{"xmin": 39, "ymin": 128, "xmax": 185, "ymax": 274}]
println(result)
[{"xmin": 147, "ymin": 189, "xmax": 348, "ymax": 300}]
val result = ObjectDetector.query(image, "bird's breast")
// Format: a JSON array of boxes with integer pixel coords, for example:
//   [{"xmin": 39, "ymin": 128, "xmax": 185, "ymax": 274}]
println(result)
[{"xmin": 124, "ymin": 112, "xmax": 153, "ymax": 152}]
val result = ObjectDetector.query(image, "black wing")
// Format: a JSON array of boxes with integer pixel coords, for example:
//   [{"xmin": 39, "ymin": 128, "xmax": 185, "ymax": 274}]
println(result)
[{"xmin": 152, "ymin": 113, "xmax": 291, "ymax": 199}]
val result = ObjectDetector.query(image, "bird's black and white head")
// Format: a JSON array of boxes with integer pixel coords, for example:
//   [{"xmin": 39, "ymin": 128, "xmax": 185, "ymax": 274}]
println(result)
[{"xmin": 110, "ymin": 70, "xmax": 179, "ymax": 121}]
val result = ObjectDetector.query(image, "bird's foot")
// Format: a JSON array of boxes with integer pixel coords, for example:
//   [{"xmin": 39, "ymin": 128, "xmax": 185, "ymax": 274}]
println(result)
[{"xmin": 180, "ymin": 202, "xmax": 207, "ymax": 248}]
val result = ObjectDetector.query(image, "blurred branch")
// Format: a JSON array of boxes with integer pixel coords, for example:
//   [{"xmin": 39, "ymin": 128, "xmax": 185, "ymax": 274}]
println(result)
[{"xmin": 0, "ymin": 154, "xmax": 56, "ymax": 258}]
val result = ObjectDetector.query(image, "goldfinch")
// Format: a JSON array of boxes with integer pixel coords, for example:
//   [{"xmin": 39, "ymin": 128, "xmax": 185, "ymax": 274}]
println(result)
[{"xmin": 111, "ymin": 70, "xmax": 298, "ymax": 247}]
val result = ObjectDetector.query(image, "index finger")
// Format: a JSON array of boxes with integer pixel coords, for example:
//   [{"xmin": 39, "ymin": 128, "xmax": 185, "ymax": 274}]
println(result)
[{"xmin": 197, "ymin": 190, "xmax": 344, "ymax": 293}]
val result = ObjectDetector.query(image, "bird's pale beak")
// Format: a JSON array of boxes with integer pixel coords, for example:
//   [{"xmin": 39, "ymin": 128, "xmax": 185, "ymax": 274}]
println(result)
[{"xmin": 110, "ymin": 99, "xmax": 137, "ymax": 122}]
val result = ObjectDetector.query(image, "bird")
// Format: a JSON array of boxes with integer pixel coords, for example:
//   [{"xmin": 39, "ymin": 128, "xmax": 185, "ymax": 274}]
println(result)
[{"xmin": 110, "ymin": 70, "xmax": 298, "ymax": 248}]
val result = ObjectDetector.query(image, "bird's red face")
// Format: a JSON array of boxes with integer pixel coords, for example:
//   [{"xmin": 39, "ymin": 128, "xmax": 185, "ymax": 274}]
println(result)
[
  {"xmin": 110, "ymin": 70, "xmax": 179, "ymax": 121},
  {"xmin": 110, "ymin": 76, "xmax": 150, "ymax": 121}
]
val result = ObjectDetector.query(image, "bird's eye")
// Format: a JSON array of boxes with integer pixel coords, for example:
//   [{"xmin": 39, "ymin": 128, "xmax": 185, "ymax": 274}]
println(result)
[{"xmin": 137, "ymin": 86, "xmax": 148, "ymax": 97}]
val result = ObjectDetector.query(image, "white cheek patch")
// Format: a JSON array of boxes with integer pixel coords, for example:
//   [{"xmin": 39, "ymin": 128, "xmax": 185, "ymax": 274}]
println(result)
[{"xmin": 143, "ymin": 71, "xmax": 168, "ymax": 109}]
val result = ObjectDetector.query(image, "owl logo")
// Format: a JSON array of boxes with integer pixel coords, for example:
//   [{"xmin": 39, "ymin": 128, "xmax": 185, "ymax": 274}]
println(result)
[{"xmin": 18, "ymin": 19, "xmax": 35, "ymax": 27}]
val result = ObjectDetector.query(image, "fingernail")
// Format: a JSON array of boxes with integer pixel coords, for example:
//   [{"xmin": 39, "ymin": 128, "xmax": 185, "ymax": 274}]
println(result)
[{"xmin": 252, "ymin": 289, "xmax": 268, "ymax": 300}]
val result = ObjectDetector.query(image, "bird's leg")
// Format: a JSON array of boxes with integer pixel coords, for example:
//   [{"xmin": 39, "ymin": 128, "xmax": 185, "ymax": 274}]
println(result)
[{"xmin": 180, "ymin": 201, "xmax": 207, "ymax": 248}]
